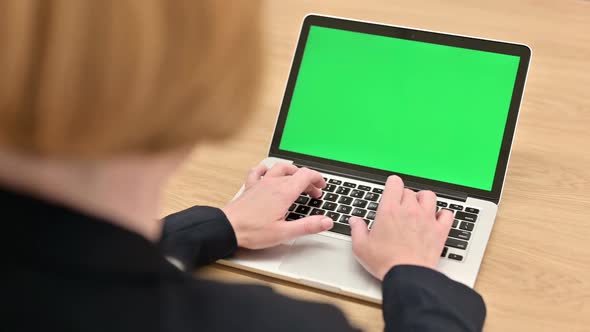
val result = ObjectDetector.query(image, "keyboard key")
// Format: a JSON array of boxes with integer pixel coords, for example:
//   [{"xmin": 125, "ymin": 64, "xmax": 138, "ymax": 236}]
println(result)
[
  {"xmin": 465, "ymin": 207, "xmax": 480, "ymax": 214},
  {"xmin": 452, "ymin": 219, "xmax": 459, "ymax": 228},
  {"xmin": 351, "ymin": 208, "xmax": 367, "ymax": 218},
  {"xmin": 350, "ymin": 190, "xmax": 365, "ymax": 198},
  {"xmin": 294, "ymin": 205, "xmax": 311, "ymax": 215},
  {"xmin": 326, "ymin": 212, "xmax": 340, "ymax": 221},
  {"xmin": 286, "ymin": 213, "xmax": 305, "ymax": 221},
  {"xmin": 337, "ymin": 205, "xmax": 352, "ymax": 214},
  {"xmin": 310, "ymin": 208, "xmax": 325, "ymax": 216},
  {"xmin": 308, "ymin": 199, "xmax": 322, "ymax": 208},
  {"xmin": 455, "ymin": 211, "xmax": 478, "ymax": 222},
  {"xmin": 339, "ymin": 215, "xmax": 351, "ymax": 224},
  {"xmin": 449, "ymin": 229, "xmax": 471, "ymax": 240},
  {"xmin": 288, "ymin": 204, "xmax": 296, "ymax": 211},
  {"xmin": 352, "ymin": 199, "xmax": 368, "ymax": 208},
  {"xmin": 324, "ymin": 184, "xmax": 336, "ymax": 192},
  {"xmin": 330, "ymin": 222, "xmax": 351, "ymax": 236},
  {"xmin": 372, "ymin": 188, "xmax": 383, "ymax": 194},
  {"xmin": 445, "ymin": 237, "xmax": 468, "ymax": 250},
  {"xmin": 358, "ymin": 185, "xmax": 372, "ymax": 191},
  {"xmin": 365, "ymin": 193, "xmax": 380, "ymax": 201},
  {"xmin": 322, "ymin": 202, "xmax": 337, "ymax": 211},
  {"xmin": 448, "ymin": 254, "xmax": 463, "ymax": 261},
  {"xmin": 295, "ymin": 196, "xmax": 309, "ymax": 204},
  {"xmin": 328, "ymin": 179, "xmax": 342, "ymax": 185},
  {"xmin": 338, "ymin": 196, "xmax": 353, "ymax": 205},
  {"xmin": 459, "ymin": 221, "xmax": 474, "ymax": 231},
  {"xmin": 336, "ymin": 187, "xmax": 351, "ymax": 195},
  {"xmin": 437, "ymin": 201, "xmax": 448, "ymax": 207},
  {"xmin": 343, "ymin": 182, "xmax": 356, "ymax": 188},
  {"xmin": 449, "ymin": 204, "xmax": 463, "ymax": 210},
  {"xmin": 441, "ymin": 246, "xmax": 448, "ymax": 257},
  {"xmin": 324, "ymin": 193, "xmax": 339, "ymax": 202},
  {"xmin": 367, "ymin": 202, "xmax": 379, "ymax": 211},
  {"xmin": 367, "ymin": 211, "xmax": 376, "ymax": 220}
]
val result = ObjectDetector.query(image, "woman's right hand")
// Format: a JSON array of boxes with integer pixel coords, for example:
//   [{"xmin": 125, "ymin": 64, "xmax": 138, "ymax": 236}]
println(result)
[{"xmin": 349, "ymin": 175, "xmax": 454, "ymax": 280}]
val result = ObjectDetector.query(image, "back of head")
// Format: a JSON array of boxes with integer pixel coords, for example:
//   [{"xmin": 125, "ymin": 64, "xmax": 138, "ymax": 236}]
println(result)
[{"xmin": 0, "ymin": 0, "xmax": 261, "ymax": 159}]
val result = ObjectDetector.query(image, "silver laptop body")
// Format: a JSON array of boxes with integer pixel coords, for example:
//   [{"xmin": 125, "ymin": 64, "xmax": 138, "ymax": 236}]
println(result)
[{"xmin": 221, "ymin": 15, "xmax": 531, "ymax": 303}]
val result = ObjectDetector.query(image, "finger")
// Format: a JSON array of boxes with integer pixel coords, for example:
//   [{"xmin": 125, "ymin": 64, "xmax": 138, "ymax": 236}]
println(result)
[
  {"xmin": 245, "ymin": 164, "xmax": 268, "ymax": 189},
  {"xmin": 436, "ymin": 208, "xmax": 454, "ymax": 236},
  {"xmin": 400, "ymin": 188, "xmax": 418, "ymax": 206},
  {"xmin": 266, "ymin": 163, "xmax": 299, "ymax": 177},
  {"xmin": 416, "ymin": 190, "xmax": 437, "ymax": 213},
  {"xmin": 379, "ymin": 175, "xmax": 404, "ymax": 209},
  {"xmin": 288, "ymin": 168, "xmax": 326, "ymax": 194},
  {"xmin": 349, "ymin": 217, "xmax": 369, "ymax": 258},
  {"xmin": 305, "ymin": 185, "xmax": 323, "ymax": 198},
  {"xmin": 278, "ymin": 215, "xmax": 333, "ymax": 241}
]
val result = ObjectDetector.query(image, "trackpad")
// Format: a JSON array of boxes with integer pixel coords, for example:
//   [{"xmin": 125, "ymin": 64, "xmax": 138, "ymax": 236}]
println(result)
[{"xmin": 278, "ymin": 235, "xmax": 374, "ymax": 292}]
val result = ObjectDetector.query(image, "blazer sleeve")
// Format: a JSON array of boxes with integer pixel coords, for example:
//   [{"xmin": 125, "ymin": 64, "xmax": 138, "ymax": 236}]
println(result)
[
  {"xmin": 161, "ymin": 207, "xmax": 486, "ymax": 331},
  {"xmin": 382, "ymin": 265, "xmax": 486, "ymax": 332},
  {"xmin": 160, "ymin": 206, "xmax": 237, "ymax": 269}
]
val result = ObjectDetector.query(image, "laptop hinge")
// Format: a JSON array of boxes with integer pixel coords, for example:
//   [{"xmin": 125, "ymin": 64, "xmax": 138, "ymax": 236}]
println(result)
[
  {"xmin": 403, "ymin": 181, "xmax": 468, "ymax": 202},
  {"xmin": 293, "ymin": 162, "xmax": 468, "ymax": 202}
]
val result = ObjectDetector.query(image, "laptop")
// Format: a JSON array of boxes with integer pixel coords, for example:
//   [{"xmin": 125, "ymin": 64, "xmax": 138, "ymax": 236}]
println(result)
[{"xmin": 221, "ymin": 14, "xmax": 531, "ymax": 303}]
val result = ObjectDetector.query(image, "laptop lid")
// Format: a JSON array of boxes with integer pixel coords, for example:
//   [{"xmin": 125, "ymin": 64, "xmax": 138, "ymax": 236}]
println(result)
[{"xmin": 269, "ymin": 15, "xmax": 531, "ymax": 203}]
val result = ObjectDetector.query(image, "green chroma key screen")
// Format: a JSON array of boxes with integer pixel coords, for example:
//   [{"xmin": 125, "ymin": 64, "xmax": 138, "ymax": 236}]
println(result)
[{"xmin": 279, "ymin": 26, "xmax": 521, "ymax": 191}]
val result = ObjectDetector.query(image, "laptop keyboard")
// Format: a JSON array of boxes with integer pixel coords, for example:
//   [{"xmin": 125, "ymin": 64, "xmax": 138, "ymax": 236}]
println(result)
[{"xmin": 286, "ymin": 175, "xmax": 481, "ymax": 262}]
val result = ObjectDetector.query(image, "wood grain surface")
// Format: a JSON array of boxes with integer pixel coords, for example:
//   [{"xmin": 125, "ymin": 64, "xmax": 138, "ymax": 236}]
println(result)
[{"xmin": 161, "ymin": 1, "xmax": 590, "ymax": 331}]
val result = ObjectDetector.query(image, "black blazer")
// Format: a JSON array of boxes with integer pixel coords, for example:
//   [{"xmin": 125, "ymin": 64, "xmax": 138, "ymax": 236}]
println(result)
[{"xmin": 3, "ymin": 188, "xmax": 486, "ymax": 331}]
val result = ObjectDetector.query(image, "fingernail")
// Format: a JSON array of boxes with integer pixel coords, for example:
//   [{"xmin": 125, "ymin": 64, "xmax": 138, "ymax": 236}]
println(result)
[
  {"xmin": 321, "ymin": 218, "xmax": 333, "ymax": 229},
  {"xmin": 349, "ymin": 218, "xmax": 357, "ymax": 225}
]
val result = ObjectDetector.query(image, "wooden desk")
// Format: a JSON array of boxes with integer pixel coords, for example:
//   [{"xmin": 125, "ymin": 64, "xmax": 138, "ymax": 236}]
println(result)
[{"xmin": 161, "ymin": 1, "xmax": 590, "ymax": 331}]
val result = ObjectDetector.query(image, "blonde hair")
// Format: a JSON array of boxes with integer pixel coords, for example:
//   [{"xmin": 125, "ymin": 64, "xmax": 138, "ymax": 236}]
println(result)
[{"xmin": 0, "ymin": 0, "xmax": 261, "ymax": 158}]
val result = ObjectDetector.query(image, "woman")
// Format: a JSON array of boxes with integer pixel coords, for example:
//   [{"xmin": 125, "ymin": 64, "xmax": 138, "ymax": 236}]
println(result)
[{"xmin": 1, "ymin": 1, "xmax": 485, "ymax": 331}]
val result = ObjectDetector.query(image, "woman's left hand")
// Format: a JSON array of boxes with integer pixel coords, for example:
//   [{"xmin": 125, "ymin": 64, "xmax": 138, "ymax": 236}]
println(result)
[{"xmin": 222, "ymin": 163, "xmax": 334, "ymax": 249}]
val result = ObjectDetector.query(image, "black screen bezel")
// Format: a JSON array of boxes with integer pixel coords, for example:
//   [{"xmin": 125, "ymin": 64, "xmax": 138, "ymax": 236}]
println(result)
[{"xmin": 269, "ymin": 15, "xmax": 531, "ymax": 203}]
